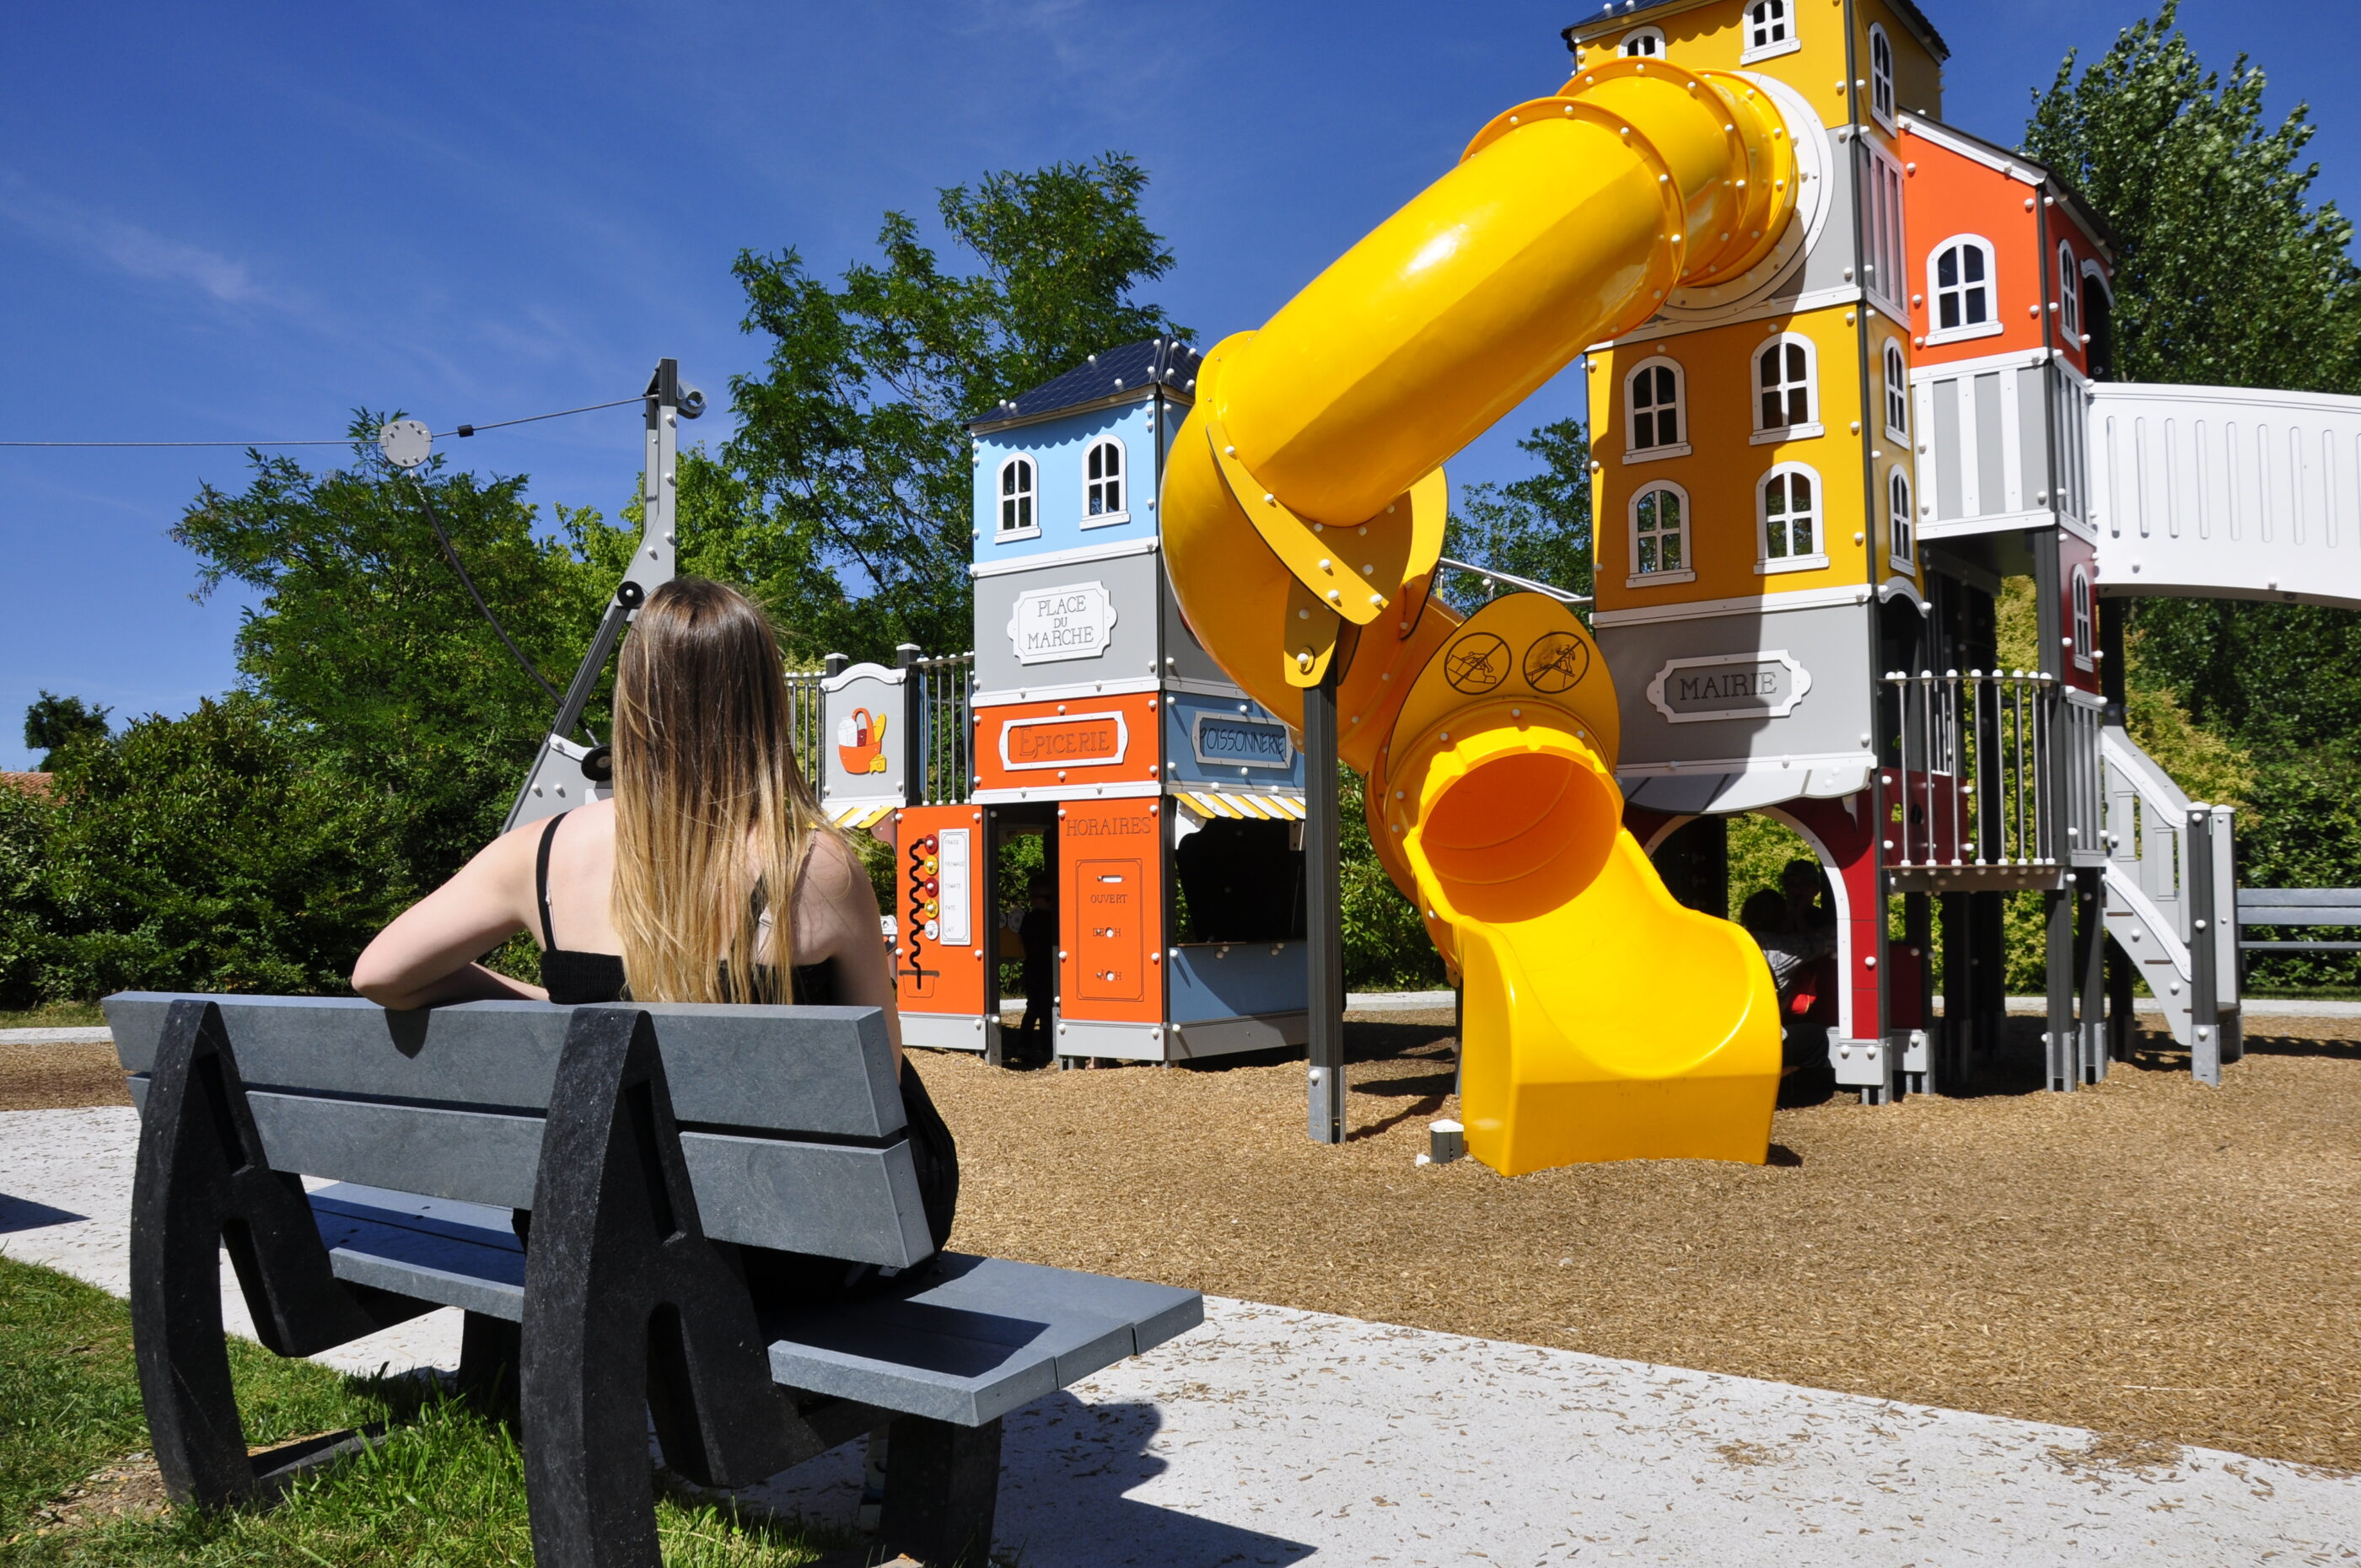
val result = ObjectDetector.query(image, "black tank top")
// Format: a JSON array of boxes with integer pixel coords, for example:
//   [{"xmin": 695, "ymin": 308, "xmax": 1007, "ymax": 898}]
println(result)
[{"xmin": 533, "ymin": 811, "xmax": 837, "ymax": 1005}]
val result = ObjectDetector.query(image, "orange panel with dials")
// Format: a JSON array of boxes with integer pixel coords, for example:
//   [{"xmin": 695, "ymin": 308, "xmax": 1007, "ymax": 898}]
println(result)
[
  {"xmin": 1058, "ymin": 798, "xmax": 1164, "ymax": 1024},
  {"xmin": 975, "ymin": 692, "xmax": 1164, "ymax": 796},
  {"xmin": 891, "ymin": 804, "xmax": 989, "ymax": 1020}
]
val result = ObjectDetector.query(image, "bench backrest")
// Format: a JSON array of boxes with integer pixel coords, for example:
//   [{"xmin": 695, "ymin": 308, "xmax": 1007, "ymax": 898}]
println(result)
[
  {"xmin": 104, "ymin": 993, "xmax": 934, "ymax": 1269},
  {"xmin": 2236, "ymin": 889, "xmax": 2361, "ymax": 926}
]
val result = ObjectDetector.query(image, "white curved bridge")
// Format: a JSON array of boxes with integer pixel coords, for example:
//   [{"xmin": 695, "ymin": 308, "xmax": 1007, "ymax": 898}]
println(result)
[{"xmin": 2091, "ymin": 380, "xmax": 2361, "ymax": 610}]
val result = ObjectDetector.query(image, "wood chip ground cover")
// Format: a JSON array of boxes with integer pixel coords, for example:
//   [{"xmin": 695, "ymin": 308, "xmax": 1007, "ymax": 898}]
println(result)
[{"xmin": 10, "ymin": 1015, "xmax": 2358, "ymax": 1477}]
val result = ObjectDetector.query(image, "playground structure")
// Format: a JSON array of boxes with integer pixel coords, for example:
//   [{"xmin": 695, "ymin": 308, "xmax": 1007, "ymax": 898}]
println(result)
[
  {"xmin": 503, "ymin": 0, "xmax": 2361, "ymax": 1175},
  {"xmin": 815, "ymin": 340, "xmax": 1321, "ymax": 1069}
]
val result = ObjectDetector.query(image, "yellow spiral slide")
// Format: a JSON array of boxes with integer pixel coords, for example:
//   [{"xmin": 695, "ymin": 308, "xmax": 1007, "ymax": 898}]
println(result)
[{"xmin": 1161, "ymin": 60, "xmax": 1799, "ymax": 1173}]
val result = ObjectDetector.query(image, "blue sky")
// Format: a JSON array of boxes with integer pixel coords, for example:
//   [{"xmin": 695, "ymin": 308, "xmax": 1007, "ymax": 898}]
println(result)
[{"xmin": 4, "ymin": 0, "xmax": 2355, "ymax": 768}]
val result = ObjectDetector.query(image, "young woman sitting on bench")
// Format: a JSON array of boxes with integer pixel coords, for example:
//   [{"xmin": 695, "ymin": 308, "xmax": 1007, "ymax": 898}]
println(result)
[{"xmin": 352, "ymin": 577, "xmax": 955, "ymax": 1299}]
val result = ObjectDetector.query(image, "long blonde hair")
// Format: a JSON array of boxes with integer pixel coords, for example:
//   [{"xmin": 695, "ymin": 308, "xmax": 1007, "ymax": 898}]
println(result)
[{"xmin": 610, "ymin": 577, "xmax": 831, "ymax": 1002}]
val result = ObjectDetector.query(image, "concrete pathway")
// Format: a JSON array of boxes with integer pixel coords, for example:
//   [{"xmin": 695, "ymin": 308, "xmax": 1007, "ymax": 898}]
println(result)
[{"xmin": 6, "ymin": 1106, "xmax": 2358, "ymax": 1565}]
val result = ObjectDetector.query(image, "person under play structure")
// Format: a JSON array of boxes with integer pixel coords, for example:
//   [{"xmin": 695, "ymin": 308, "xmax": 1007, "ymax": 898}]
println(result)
[
  {"xmin": 1741, "ymin": 888, "xmax": 1836, "ymax": 1071},
  {"xmin": 1010, "ymin": 873, "xmax": 1057, "ymax": 1067},
  {"xmin": 351, "ymin": 577, "xmax": 958, "ymax": 1304}
]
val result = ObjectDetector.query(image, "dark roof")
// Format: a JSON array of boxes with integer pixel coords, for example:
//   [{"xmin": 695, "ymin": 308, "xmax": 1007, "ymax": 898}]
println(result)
[
  {"xmin": 969, "ymin": 337, "xmax": 1202, "ymax": 434},
  {"xmin": 1562, "ymin": 0, "xmax": 1950, "ymax": 62}
]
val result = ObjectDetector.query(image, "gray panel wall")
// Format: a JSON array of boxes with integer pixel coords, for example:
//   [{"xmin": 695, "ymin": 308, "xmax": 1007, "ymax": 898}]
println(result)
[
  {"xmin": 1598, "ymin": 599, "xmax": 1875, "ymax": 771},
  {"xmin": 1921, "ymin": 363, "xmax": 2063, "ymax": 528},
  {"xmin": 972, "ymin": 550, "xmax": 1170, "ymax": 699}
]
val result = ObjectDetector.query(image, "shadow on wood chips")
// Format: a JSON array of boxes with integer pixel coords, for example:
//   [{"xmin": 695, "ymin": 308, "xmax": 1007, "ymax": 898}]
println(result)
[
  {"xmin": 933, "ymin": 1009, "xmax": 2361, "ymax": 1475},
  {"xmin": 8, "ymin": 1016, "xmax": 2358, "ymax": 1474}
]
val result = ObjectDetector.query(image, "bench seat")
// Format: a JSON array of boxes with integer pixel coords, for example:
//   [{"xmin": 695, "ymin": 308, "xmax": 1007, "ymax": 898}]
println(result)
[{"xmin": 308, "ymin": 1183, "xmax": 1201, "ymax": 1428}]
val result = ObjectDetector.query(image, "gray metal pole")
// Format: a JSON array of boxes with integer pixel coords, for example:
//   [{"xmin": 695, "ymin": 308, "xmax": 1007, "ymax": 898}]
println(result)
[
  {"xmin": 2187, "ymin": 807, "xmax": 2221, "ymax": 1087},
  {"xmin": 1304, "ymin": 663, "xmax": 1345, "ymax": 1144}
]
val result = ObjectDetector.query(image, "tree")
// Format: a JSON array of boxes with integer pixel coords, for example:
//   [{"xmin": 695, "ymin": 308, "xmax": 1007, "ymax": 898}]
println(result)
[
  {"xmin": 172, "ymin": 419, "xmax": 611, "ymax": 882},
  {"xmin": 727, "ymin": 154, "xmax": 1188, "ymax": 660},
  {"xmin": 1439, "ymin": 418, "xmax": 1594, "ymax": 610},
  {"xmin": 22, "ymin": 691, "xmax": 110, "ymax": 771},
  {"xmin": 2024, "ymin": 0, "xmax": 2361, "ymax": 394},
  {"xmin": 30, "ymin": 696, "xmax": 408, "ymax": 1000}
]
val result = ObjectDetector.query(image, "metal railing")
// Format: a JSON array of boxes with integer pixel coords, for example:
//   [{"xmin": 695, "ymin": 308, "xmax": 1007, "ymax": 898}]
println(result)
[
  {"xmin": 1884, "ymin": 669, "xmax": 2101, "ymax": 877},
  {"xmin": 784, "ymin": 667, "xmax": 829, "ymax": 781},
  {"xmin": 903, "ymin": 648, "xmax": 975, "ymax": 806}
]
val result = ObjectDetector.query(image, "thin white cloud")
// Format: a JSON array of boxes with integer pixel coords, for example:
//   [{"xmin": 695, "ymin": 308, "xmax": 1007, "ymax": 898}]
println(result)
[{"xmin": 0, "ymin": 173, "xmax": 282, "ymax": 309}]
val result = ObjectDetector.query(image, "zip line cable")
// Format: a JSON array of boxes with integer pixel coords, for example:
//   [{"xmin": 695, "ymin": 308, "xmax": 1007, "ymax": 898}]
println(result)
[
  {"xmin": 0, "ymin": 394, "xmax": 647, "ymax": 448},
  {"xmin": 401, "ymin": 476, "xmax": 574, "ymax": 719},
  {"xmin": 11, "ymin": 385, "xmax": 649, "ymax": 736}
]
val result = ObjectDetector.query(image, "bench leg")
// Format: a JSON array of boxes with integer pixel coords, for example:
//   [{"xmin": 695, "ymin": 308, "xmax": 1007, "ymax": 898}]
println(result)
[
  {"xmin": 132, "ymin": 998, "xmax": 425, "ymax": 1506},
  {"xmin": 878, "ymin": 1415, "xmax": 1002, "ymax": 1566},
  {"xmin": 523, "ymin": 1008, "xmax": 793, "ymax": 1568},
  {"xmin": 456, "ymin": 1312, "xmax": 521, "ymax": 1426}
]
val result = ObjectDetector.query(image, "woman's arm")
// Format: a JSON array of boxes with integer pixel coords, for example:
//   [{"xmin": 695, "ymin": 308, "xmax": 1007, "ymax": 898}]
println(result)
[
  {"xmin": 797, "ymin": 830, "xmax": 903, "ymax": 1071},
  {"xmin": 352, "ymin": 824, "xmax": 548, "ymax": 1010}
]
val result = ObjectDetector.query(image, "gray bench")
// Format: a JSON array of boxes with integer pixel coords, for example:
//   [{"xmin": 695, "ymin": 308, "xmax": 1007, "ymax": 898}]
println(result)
[
  {"xmin": 2235, "ymin": 888, "xmax": 2361, "ymax": 954},
  {"xmin": 105, "ymin": 992, "xmax": 1200, "ymax": 1567}
]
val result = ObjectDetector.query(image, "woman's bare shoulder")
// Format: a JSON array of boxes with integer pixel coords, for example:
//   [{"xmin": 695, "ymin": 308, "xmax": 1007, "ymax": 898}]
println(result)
[{"xmin": 799, "ymin": 829, "xmax": 874, "ymax": 904}]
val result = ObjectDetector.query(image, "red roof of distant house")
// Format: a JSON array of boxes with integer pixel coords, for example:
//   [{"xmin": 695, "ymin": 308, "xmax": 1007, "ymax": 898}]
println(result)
[{"xmin": 1, "ymin": 772, "xmax": 54, "ymax": 797}]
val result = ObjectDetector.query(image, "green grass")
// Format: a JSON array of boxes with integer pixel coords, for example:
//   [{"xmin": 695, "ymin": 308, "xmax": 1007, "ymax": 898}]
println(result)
[
  {"xmin": 0, "ymin": 1001, "xmax": 109, "ymax": 1030},
  {"xmin": 0, "ymin": 1258, "xmax": 844, "ymax": 1565}
]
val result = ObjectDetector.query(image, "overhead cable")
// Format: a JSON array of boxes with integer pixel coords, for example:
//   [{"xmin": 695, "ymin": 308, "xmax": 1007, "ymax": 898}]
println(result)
[{"xmin": 0, "ymin": 392, "xmax": 648, "ymax": 448}]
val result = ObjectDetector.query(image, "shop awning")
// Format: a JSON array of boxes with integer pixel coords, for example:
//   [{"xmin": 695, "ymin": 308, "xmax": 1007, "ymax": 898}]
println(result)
[
  {"xmin": 1175, "ymin": 790, "xmax": 1305, "ymax": 823},
  {"xmin": 828, "ymin": 801, "xmax": 898, "ymax": 830}
]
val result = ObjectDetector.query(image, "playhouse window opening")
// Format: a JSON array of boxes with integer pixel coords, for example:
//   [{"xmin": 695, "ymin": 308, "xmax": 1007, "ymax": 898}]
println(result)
[
  {"xmin": 2058, "ymin": 244, "xmax": 2081, "ymax": 342},
  {"xmin": 998, "ymin": 455, "xmax": 1037, "ymax": 535},
  {"xmin": 1761, "ymin": 468, "xmax": 1820, "ymax": 563},
  {"xmin": 1085, "ymin": 438, "xmax": 1126, "ymax": 520},
  {"xmin": 1747, "ymin": 0, "xmax": 1788, "ymax": 51},
  {"xmin": 1933, "ymin": 239, "xmax": 1994, "ymax": 334},
  {"xmin": 1884, "ymin": 341, "xmax": 1910, "ymax": 439},
  {"xmin": 1621, "ymin": 26, "xmax": 1665, "ymax": 57},
  {"xmin": 1632, "ymin": 484, "xmax": 1689, "ymax": 577},
  {"xmin": 2072, "ymin": 566, "xmax": 2095, "ymax": 669},
  {"xmin": 1888, "ymin": 468, "xmax": 1915, "ymax": 570},
  {"xmin": 1757, "ymin": 339, "xmax": 1815, "ymax": 432},
  {"xmin": 1868, "ymin": 25, "xmax": 1895, "ymax": 126},
  {"xmin": 1629, "ymin": 360, "xmax": 1684, "ymax": 452}
]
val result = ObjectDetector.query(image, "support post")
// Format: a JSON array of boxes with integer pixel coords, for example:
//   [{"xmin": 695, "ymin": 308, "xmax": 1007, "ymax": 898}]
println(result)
[
  {"xmin": 1939, "ymin": 891, "xmax": 1971, "ymax": 1093},
  {"xmin": 2186, "ymin": 807, "xmax": 2221, "ymax": 1087},
  {"xmin": 2076, "ymin": 869, "xmax": 2107, "ymax": 1084},
  {"xmin": 2045, "ymin": 888, "xmax": 2077, "ymax": 1093},
  {"xmin": 1304, "ymin": 663, "xmax": 1345, "ymax": 1144}
]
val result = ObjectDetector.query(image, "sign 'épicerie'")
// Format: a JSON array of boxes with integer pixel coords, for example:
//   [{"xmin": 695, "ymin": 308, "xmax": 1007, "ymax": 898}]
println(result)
[{"xmin": 1008, "ymin": 581, "xmax": 1117, "ymax": 665}]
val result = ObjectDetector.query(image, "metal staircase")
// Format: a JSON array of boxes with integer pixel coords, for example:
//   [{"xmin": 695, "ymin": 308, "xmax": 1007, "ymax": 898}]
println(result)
[{"xmin": 2099, "ymin": 726, "xmax": 2242, "ymax": 1077}]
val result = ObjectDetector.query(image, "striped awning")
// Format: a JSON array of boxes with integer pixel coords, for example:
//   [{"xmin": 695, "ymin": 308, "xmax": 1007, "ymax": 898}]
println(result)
[
  {"xmin": 829, "ymin": 801, "xmax": 898, "ymax": 830},
  {"xmin": 1175, "ymin": 790, "xmax": 1305, "ymax": 823}
]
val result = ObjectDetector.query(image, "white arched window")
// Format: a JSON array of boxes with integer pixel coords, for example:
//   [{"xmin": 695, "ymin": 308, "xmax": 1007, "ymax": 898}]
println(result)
[
  {"xmin": 1625, "ymin": 357, "xmax": 1688, "ymax": 459},
  {"xmin": 1868, "ymin": 24, "xmax": 1896, "ymax": 128},
  {"xmin": 1083, "ymin": 436, "xmax": 1127, "ymax": 526},
  {"xmin": 1620, "ymin": 26, "xmax": 1665, "ymax": 57},
  {"xmin": 2071, "ymin": 567, "xmax": 2095, "ymax": 670},
  {"xmin": 2058, "ymin": 244, "xmax": 2081, "ymax": 343},
  {"xmin": 1629, "ymin": 482, "xmax": 1693, "ymax": 585},
  {"xmin": 1742, "ymin": 0, "xmax": 1797, "ymax": 62},
  {"xmin": 997, "ymin": 454, "xmax": 1037, "ymax": 537},
  {"xmin": 1883, "ymin": 340, "xmax": 1910, "ymax": 440},
  {"xmin": 1753, "ymin": 335, "xmax": 1820, "ymax": 441},
  {"xmin": 1887, "ymin": 466, "xmax": 1915, "ymax": 570},
  {"xmin": 1928, "ymin": 236, "xmax": 2001, "ymax": 344},
  {"xmin": 1758, "ymin": 464, "xmax": 1826, "ymax": 572}
]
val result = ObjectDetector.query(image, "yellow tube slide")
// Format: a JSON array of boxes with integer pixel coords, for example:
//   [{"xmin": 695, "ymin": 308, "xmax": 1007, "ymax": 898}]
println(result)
[{"xmin": 1161, "ymin": 61, "xmax": 1791, "ymax": 1173}]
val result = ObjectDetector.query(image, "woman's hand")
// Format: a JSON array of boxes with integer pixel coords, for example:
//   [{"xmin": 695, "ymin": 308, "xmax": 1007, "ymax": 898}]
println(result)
[{"xmin": 352, "ymin": 822, "xmax": 548, "ymax": 1010}]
